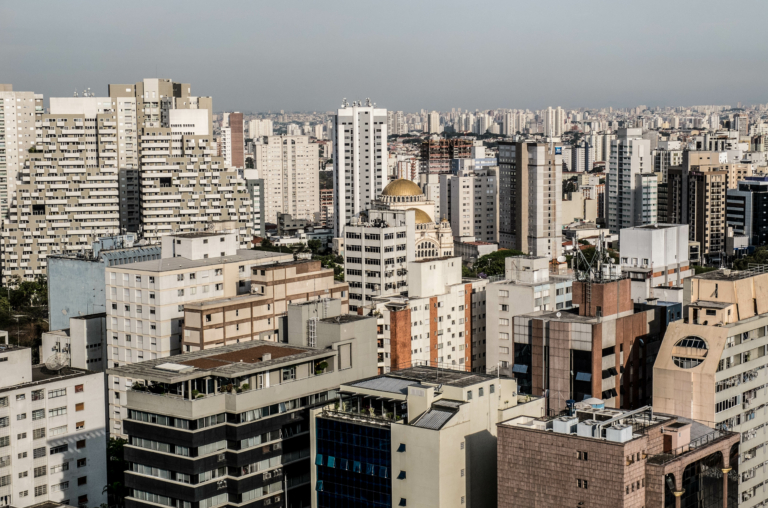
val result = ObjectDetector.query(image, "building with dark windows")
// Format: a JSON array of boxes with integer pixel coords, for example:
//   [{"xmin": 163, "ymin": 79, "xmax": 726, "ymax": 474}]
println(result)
[
  {"xmin": 498, "ymin": 400, "xmax": 740, "ymax": 508},
  {"xmin": 726, "ymin": 176, "xmax": 768, "ymax": 247},
  {"xmin": 310, "ymin": 367, "xmax": 545, "ymax": 508},
  {"xmin": 109, "ymin": 334, "xmax": 377, "ymax": 508}
]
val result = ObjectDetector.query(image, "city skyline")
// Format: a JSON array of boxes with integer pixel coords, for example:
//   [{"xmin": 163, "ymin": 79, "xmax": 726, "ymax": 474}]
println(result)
[{"xmin": 3, "ymin": 0, "xmax": 768, "ymax": 112}]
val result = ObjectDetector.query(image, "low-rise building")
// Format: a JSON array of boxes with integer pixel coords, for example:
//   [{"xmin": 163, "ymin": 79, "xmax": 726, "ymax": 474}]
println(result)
[
  {"xmin": 498, "ymin": 401, "xmax": 739, "ymax": 508},
  {"xmin": 311, "ymin": 367, "xmax": 545, "ymax": 508},
  {"xmin": 0, "ymin": 342, "xmax": 107, "ymax": 508},
  {"xmin": 109, "ymin": 335, "xmax": 377, "ymax": 508},
  {"xmin": 181, "ymin": 260, "xmax": 348, "ymax": 350},
  {"xmin": 453, "ymin": 240, "xmax": 497, "ymax": 265},
  {"xmin": 485, "ymin": 256, "xmax": 573, "ymax": 375},
  {"xmin": 42, "ymin": 314, "xmax": 106, "ymax": 372}
]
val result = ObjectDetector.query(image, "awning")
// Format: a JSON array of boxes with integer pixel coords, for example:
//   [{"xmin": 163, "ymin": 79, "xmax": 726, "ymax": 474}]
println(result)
[{"xmin": 512, "ymin": 364, "xmax": 528, "ymax": 374}]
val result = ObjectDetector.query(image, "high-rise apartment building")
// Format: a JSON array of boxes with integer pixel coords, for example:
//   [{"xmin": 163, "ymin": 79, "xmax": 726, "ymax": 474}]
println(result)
[
  {"xmin": 248, "ymin": 118, "xmax": 273, "ymax": 138},
  {"xmin": 439, "ymin": 167, "xmax": 499, "ymax": 242},
  {"xmin": 498, "ymin": 141, "xmax": 562, "ymax": 259},
  {"xmin": 104, "ymin": 232, "xmax": 292, "ymax": 437},
  {"xmin": 607, "ymin": 128, "xmax": 655, "ymax": 234},
  {"xmin": 0, "ymin": 343, "xmax": 107, "ymax": 508},
  {"xmin": 543, "ymin": 106, "xmax": 565, "ymax": 137},
  {"xmin": 570, "ymin": 140, "xmax": 593, "ymax": 173},
  {"xmin": 502, "ymin": 111, "xmax": 526, "ymax": 136},
  {"xmin": 219, "ymin": 127, "xmax": 232, "ymax": 167},
  {"xmin": 228, "ymin": 112, "xmax": 244, "ymax": 168},
  {"xmin": 254, "ymin": 135, "xmax": 319, "ymax": 222},
  {"xmin": 110, "ymin": 336, "xmax": 377, "ymax": 508},
  {"xmin": 319, "ymin": 188, "xmax": 333, "ymax": 226},
  {"xmin": 665, "ymin": 152, "xmax": 727, "ymax": 258},
  {"xmin": 332, "ymin": 100, "xmax": 387, "ymax": 238},
  {"xmin": 654, "ymin": 267, "xmax": 768, "ymax": 507},
  {"xmin": 0, "ymin": 85, "xmax": 43, "ymax": 218},
  {"xmin": 427, "ymin": 111, "xmax": 440, "ymax": 134}
]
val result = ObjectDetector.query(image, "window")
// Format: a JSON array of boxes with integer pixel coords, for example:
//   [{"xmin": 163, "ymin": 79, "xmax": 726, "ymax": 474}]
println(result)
[
  {"xmin": 50, "ymin": 444, "xmax": 68, "ymax": 455},
  {"xmin": 33, "ymin": 448, "xmax": 45, "ymax": 458},
  {"xmin": 0, "ymin": 437, "xmax": 9, "ymax": 449},
  {"xmin": 76, "ymin": 440, "xmax": 86, "ymax": 449},
  {"xmin": 19, "ymin": 471, "xmax": 28, "ymax": 478},
  {"xmin": 466, "ymin": 390, "xmax": 473, "ymax": 400},
  {"xmin": 32, "ymin": 409, "xmax": 44, "ymax": 421},
  {"xmin": 16, "ymin": 394, "xmax": 25, "ymax": 401},
  {"xmin": 78, "ymin": 476, "xmax": 87, "ymax": 486},
  {"xmin": 0, "ymin": 397, "xmax": 6, "ymax": 408},
  {"xmin": 76, "ymin": 422, "xmax": 84, "ymax": 430},
  {"xmin": 34, "ymin": 466, "xmax": 46, "ymax": 478},
  {"xmin": 34, "ymin": 485, "xmax": 47, "ymax": 497},
  {"xmin": 33, "ymin": 428, "xmax": 45, "ymax": 439},
  {"xmin": 490, "ymin": 384, "xmax": 495, "ymax": 394},
  {"xmin": 49, "ymin": 388, "xmax": 66, "ymax": 398},
  {"xmin": 177, "ymin": 289, "xmax": 184, "ymax": 296},
  {"xmin": 77, "ymin": 458, "xmax": 87, "ymax": 468},
  {"xmin": 577, "ymin": 479, "xmax": 588, "ymax": 489},
  {"xmin": 31, "ymin": 389, "xmax": 44, "ymax": 401},
  {"xmin": 499, "ymin": 304, "xmax": 508, "ymax": 311},
  {"xmin": 577, "ymin": 451, "xmax": 589, "ymax": 461},
  {"xmin": 51, "ymin": 482, "xmax": 69, "ymax": 492},
  {"xmin": 149, "ymin": 276, "xmax": 155, "ymax": 284},
  {"xmin": 50, "ymin": 426, "xmax": 67, "ymax": 436},
  {"xmin": 478, "ymin": 387, "xmax": 484, "ymax": 397},
  {"xmin": 74, "ymin": 384, "xmax": 84, "ymax": 393},
  {"xmin": 49, "ymin": 407, "xmax": 67, "ymax": 417},
  {"xmin": 177, "ymin": 274, "xmax": 184, "ymax": 281},
  {"xmin": 17, "ymin": 433, "xmax": 26, "ymax": 439},
  {"xmin": 76, "ymin": 403, "xmax": 84, "ymax": 412}
]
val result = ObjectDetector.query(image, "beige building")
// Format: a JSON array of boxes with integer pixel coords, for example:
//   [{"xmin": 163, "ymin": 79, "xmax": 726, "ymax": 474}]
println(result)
[
  {"xmin": 254, "ymin": 135, "xmax": 319, "ymax": 223},
  {"xmin": 104, "ymin": 231, "xmax": 292, "ymax": 437},
  {"xmin": 439, "ymin": 167, "xmax": 499, "ymax": 243},
  {"xmin": 0, "ymin": 85, "xmax": 43, "ymax": 219},
  {"xmin": 498, "ymin": 141, "xmax": 562, "ymax": 259},
  {"xmin": 654, "ymin": 267, "xmax": 768, "ymax": 507},
  {"xmin": 310, "ymin": 367, "xmax": 546, "ymax": 508},
  {"xmin": 182, "ymin": 259, "xmax": 349, "ymax": 351}
]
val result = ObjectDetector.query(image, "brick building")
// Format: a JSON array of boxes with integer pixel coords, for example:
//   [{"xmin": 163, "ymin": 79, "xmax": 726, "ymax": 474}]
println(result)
[{"xmin": 498, "ymin": 401, "xmax": 740, "ymax": 507}]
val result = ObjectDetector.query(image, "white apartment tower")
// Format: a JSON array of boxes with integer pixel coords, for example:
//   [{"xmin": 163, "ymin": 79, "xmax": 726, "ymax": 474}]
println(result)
[
  {"xmin": 219, "ymin": 127, "xmax": 233, "ymax": 167},
  {"xmin": 248, "ymin": 118, "xmax": 273, "ymax": 138},
  {"xmin": 332, "ymin": 99, "xmax": 388, "ymax": 238},
  {"xmin": 0, "ymin": 85, "xmax": 43, "ymax": 219},
  {"xmin": 0, "ymin": 343, "xmax": 107, "ymax": 508},
  {"xmin": 543, "ymin": 106, "xmax": 565, "ymax": 138},
  {"xmin": 254, "ymin": 135, "xmax": 319, "ymax": 223},
  {"xmin": 439, "ymin": 167, "xmax": 499, "ymax": 242},
  {"xmin": 607, "ymin": 128, "xmax": 655, "ymax": 234},
  {"xmin": 427, "ymin": 111, "xmax": 440, "ymax": 134}
]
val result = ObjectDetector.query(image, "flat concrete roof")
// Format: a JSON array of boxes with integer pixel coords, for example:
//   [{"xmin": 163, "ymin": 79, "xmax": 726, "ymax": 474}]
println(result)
[
  {"xmin": 108, "ymin": 249, "xmax": 291, "ymax": 273},
  {"xmin": 106, "ymin": 340, "xmax": 332, "ymax": 383}
]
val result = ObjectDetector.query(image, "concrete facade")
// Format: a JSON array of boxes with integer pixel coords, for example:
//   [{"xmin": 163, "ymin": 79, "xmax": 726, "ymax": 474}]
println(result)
[
  {"xmin": 439, "ymin": 167, "xmax": 499, "ymax": 243},
  {"xmin": 607, "ymin": 128, "xmax": 654, "ymax": 234}
]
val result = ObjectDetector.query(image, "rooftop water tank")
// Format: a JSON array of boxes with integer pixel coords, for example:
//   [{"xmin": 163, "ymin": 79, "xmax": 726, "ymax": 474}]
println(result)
[{"xmin": 606, "ymin": 424, "xmax": 633, "ymax": 443}]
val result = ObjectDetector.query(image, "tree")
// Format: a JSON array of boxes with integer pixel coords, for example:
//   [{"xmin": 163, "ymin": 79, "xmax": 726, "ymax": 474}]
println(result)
[
  {"xmin": 472, "ymin": 249, "xmax": 526, "ymax": 278},
  {"xmin": 733, "ymin": 246, "xmax": 768, "ymax": 270},
  {"xmin": 307, "ymin": 239, "xmax": 322, "ymax": 255},
  {"xmin": 260, "ymin": 237, "xmax": 273, "ymax": 248},
  {"xmin": 104, "ymin": 437, "xmax": 129, "ymax": 508}
]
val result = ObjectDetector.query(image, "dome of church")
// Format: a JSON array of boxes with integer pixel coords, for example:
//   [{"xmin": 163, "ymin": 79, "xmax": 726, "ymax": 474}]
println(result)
[
  {"xmin": 381, "ymin": 179, "xmax": 423, "ymax": 197},
  {"xmin": 407, "ymin": 208, "xmax": 433, "ymax": 224}
]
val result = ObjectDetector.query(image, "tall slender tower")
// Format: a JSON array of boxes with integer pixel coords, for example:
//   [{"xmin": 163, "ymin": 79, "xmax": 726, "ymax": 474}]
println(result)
[{"xmin": 332, "ymin": 99, "xmax": 388, "ymax": 238}]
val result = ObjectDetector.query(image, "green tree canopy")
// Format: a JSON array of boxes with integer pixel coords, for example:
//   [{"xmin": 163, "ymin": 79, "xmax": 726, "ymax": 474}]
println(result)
[{"xmin": 471, "ymin": 249, "xmax": 526, "ymax": 277}]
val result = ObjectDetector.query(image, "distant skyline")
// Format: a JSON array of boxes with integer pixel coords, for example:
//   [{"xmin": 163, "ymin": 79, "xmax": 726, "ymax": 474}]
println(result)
[{"xmin": 3, "ymin": 0, "xmax": 768, "ymax": 113}]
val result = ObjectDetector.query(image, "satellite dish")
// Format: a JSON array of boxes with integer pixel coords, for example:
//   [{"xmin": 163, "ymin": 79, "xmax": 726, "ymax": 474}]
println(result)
[
  {"xmin": 45, "ymin": 352, "xmax": 69, "ymax": 371},
  {"xmin": 557, "ymin": 256, "xmax": 566, "ymax": 263},
  {"xmin": 556, "ymin": 312, "xmax": 562, "ymax": 318}
]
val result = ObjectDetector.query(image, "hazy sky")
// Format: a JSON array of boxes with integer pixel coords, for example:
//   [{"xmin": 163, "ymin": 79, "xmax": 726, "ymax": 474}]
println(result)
[{"xmin": 3, "ymin": 0, "xmax": 768, "ymax": 113}]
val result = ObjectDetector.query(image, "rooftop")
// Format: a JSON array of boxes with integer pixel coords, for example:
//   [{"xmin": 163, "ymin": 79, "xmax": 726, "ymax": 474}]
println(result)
[
  {"xmin": 346, "ymin": 366, "xmax": 496, "ymax": 392},
  {"xmin": 108, "ymin": 249, "xmax": 291, "ymax": 272},
  {"xmin": 1, "ymin": 364, "xmax": 95, "ymax": 395},
  {"xmin": 171, "ymin": 232, "xmax": 227, "ymax": 238},
  {"xmin": 320, "ymin": 315, "xmax": 371, "ymax": 324},
  {"xmin": 106, "ymin": 340, "xmax": 332, "ymax": 383}
]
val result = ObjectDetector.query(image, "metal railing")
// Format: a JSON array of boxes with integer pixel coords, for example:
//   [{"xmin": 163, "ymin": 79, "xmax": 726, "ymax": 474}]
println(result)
[{"xmin": 647, "ymin": 429, "xmax": 733, "ymax": 464}]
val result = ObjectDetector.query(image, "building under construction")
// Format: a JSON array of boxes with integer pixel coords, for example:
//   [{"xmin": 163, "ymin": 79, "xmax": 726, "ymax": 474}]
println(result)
[{"xmin": 419, "ymin": 138, "xmax": 472, "ymax": 174}]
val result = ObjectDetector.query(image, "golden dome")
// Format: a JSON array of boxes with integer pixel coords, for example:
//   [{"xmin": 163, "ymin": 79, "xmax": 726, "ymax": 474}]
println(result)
[
  {"xmin": 408, "ymin": 208, "xmax": 433, "ymax": 224},
  {"xmin": 381, "ymin": 179, "xmax": 423, "ymax": 197}
]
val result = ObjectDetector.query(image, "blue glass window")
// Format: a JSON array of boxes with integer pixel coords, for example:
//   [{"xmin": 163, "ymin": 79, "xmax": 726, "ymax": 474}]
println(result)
[
  {"xmin": 397, "ymin": 471, "xmax": 406, "ymax": 480},
  {"xmin": 366, "ymin": 463, "xmax": 375, "ymax": 475},
  {"xmin": 316, "ymin": 480, "xmax": 323, "ymax": 492},
  {"xmin": 327, "ymin": 456, "xmax": 336, "ymax": 468},
  {"xmin": 353, "ymin": 461, "xmax": 362, "ymax": 473},
  {"xmin": 339, "ymin": 458, "xmax": 349, "ymax": 470},
  {"xmin": 315, "ymin": 454, "xmax": 324, "ymax": 466},
  {"xmin": 379, "ymin": 466, "xmax": 388, "ymax": 478}
]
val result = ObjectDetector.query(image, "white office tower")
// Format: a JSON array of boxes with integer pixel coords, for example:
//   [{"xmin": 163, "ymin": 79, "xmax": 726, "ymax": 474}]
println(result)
[
  {"xmin": 0, "ymin": 341, "xmax": 107, "ymax": 508},
  {"xmin": 607, "ymin": 128, "xmax": 655, "ymax": 233},
  {"xmin": 332, "ymin": 99, "xmax": 388, "ymax": 238},
  {"xmin": 0, "ymin": 85, "xmax": 43, "ymax": 219},
  {"xmin": 428, "ymin": 111, "xmax": 440, "ymax": 134},
  {"xmin": 543, "ymin": 106, "xmax": 565, "ymax": 138},
  {"xmin": 221, "ymin": 112, "xmax": 230, "ymax": 128},
  {"xmin": 439, "ymin": 167, "xmax": 499, "ymax": 242},
  {"xmin": 254, "ymin": 135, "xmax": 319, "ymax": 222}
]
